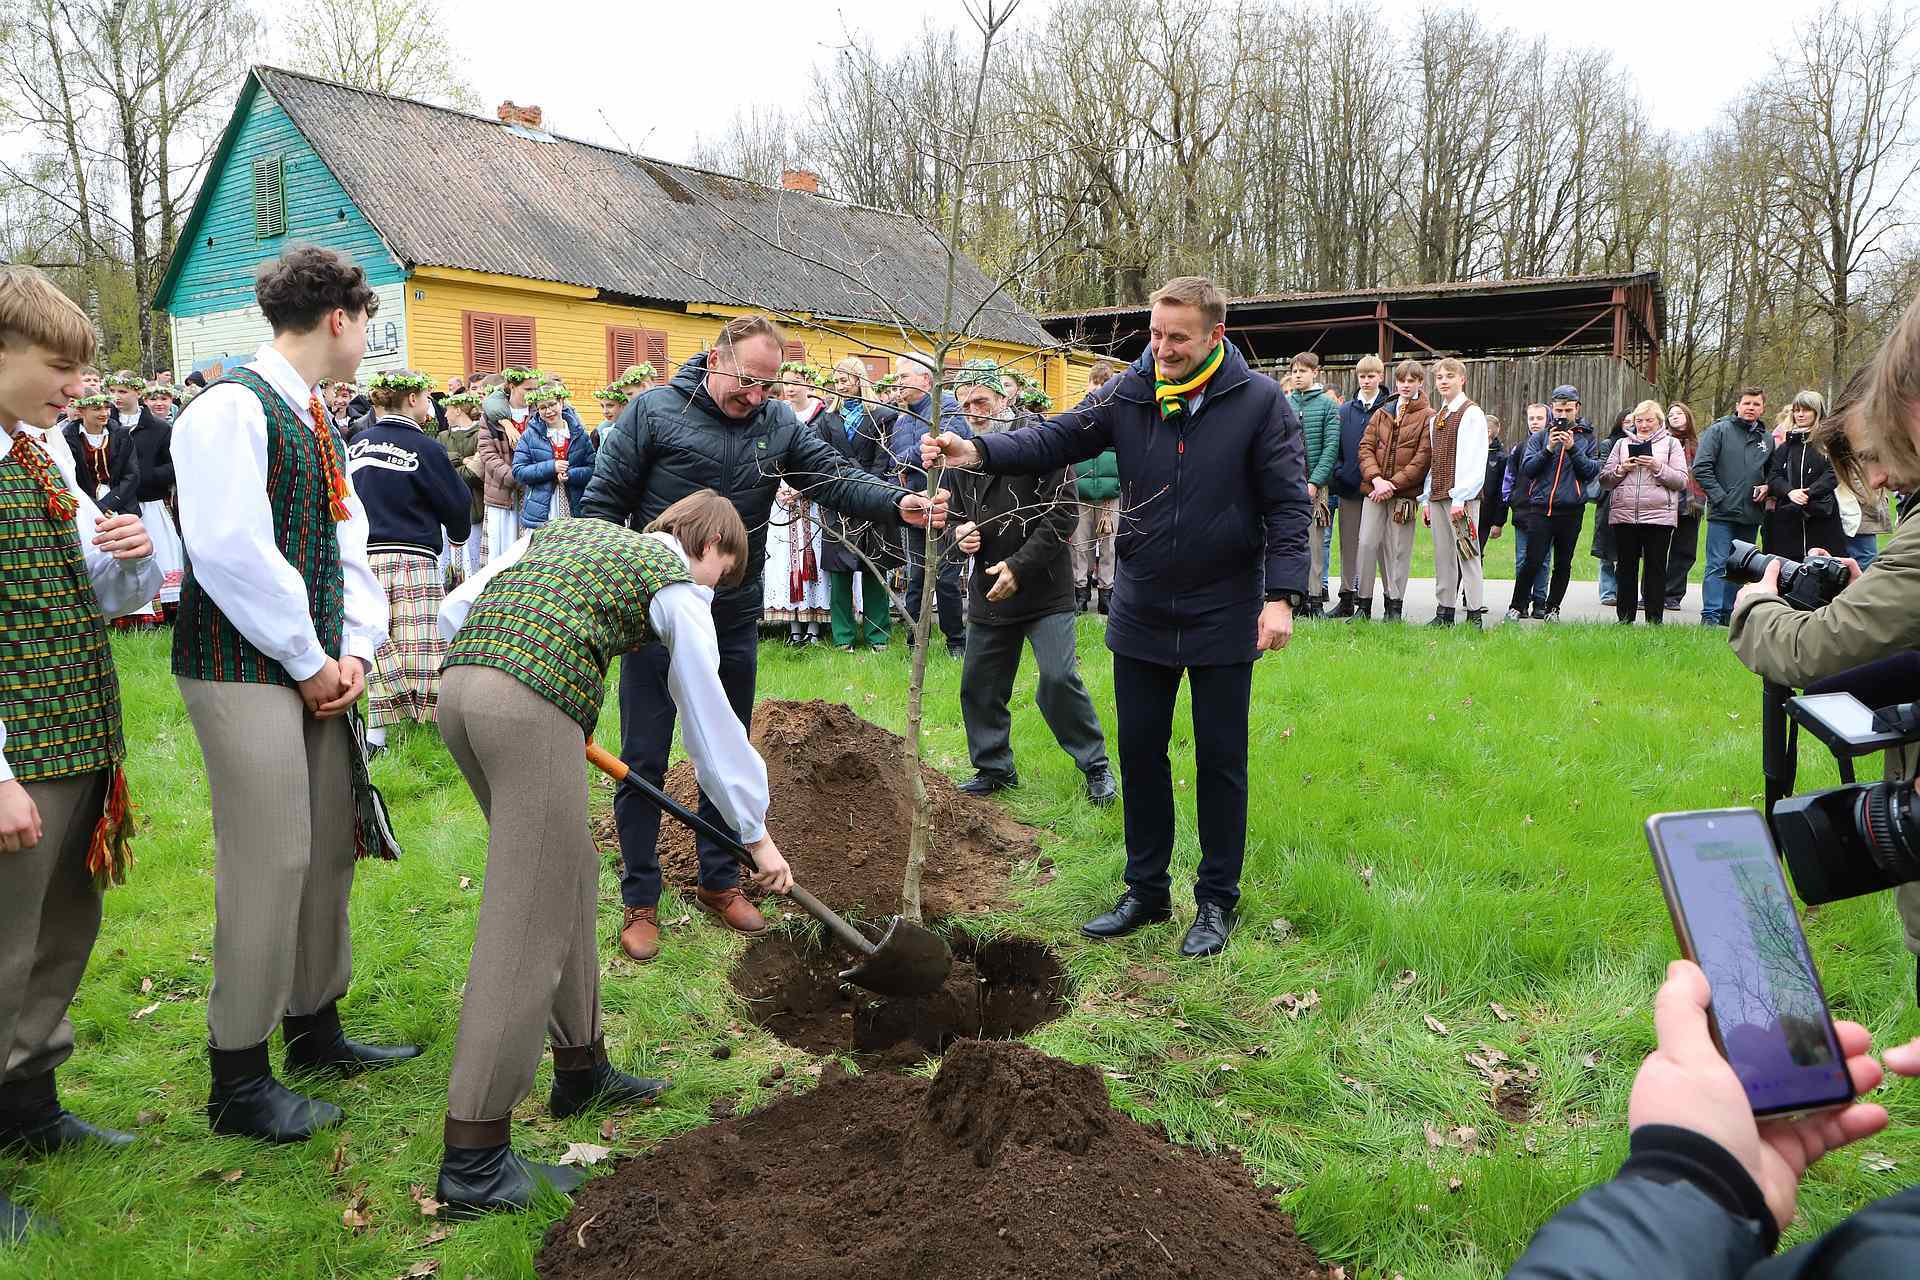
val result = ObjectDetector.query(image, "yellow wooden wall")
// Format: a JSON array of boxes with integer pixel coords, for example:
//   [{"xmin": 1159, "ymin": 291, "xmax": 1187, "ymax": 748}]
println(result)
[{"xmin": 403, "ymin": 267, "xmax": 1092, "ymax": 408}]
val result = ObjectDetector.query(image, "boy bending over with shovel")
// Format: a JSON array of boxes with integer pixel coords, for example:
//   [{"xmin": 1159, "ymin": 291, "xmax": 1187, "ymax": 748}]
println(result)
[{"xmin": 433, "ymin": 488, "xmax": 792, "ymax": 1215}]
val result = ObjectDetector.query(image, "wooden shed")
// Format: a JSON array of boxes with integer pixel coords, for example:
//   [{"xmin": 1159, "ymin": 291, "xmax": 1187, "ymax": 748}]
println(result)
[{"xmin": 1041, "ymin": 274, "xmax": 1663, "ymax": 442}]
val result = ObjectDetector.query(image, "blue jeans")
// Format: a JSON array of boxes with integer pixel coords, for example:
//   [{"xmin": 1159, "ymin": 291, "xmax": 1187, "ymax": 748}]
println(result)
[
  {"xmin": 1702, "ymin": 519, "xmax": 1760, "ymax": 623},
  {"xmin": 1846, "ymin": 532, "xmax": 1880, "ymax": 573},
  {"xmin": 1598, "ymin": 559, "xmax": 1617, "ymax": 601},
  {"xmin": 1318, "ymin": 504, "xmax": 1334, "ymax": 595},
  {"xmin": 1513, "ymin": 523, "xmax": 1549, "ymax": 606}
]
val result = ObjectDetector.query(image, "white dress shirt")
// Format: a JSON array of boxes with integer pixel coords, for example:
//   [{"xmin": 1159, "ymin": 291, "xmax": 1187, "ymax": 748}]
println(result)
[
  {"xmin": 171, "ymin": 344, "xmax": 387, "ymax": 681},
  {"xmin": 440, "ymin": 530, "xmax": 771, "ymax": 843},
  {"xmin": 1426, "ymin": 391, "xmax": 1490, "ymax": 505},
  {"xmin": 0, "ymin": 423, "xmax": 163, "ymax": 783}
]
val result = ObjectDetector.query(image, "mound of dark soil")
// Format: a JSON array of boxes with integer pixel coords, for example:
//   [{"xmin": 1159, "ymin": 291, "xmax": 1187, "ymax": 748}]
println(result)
[
  {"xmin": 731, "ymin": 931, "xmax": 1068, "ymax": 1070},
  {"xmin": 537, "ymin": 1040, "xmax": 1324, "ymax": 1280},
  {"xmin": 628, "ymin": 698, "xmax": 1041, "ymax": 919}
]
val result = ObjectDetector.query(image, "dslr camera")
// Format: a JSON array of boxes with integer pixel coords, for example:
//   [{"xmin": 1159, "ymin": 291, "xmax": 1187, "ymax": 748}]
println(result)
[
  {"xmin": 1723, "ymin": 541, "xmax": 1852, "ymax": 612},
  {"xmin": 1772, "ymin": 693, "xmax": 1920, "ymax": 905}
]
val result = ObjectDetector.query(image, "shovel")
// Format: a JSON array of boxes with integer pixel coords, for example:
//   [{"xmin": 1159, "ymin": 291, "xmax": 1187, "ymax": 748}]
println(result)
[{"xmin": 586, "ymin": 743, "xmax": 952, "ymax": 998}]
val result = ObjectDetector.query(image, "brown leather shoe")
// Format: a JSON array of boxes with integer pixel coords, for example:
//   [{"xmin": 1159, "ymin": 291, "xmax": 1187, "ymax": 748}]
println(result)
[
  {"xmin": 693, "ymin": 886, "xmax": 768, "ymax": 936},
  {"xmin": 618, "ymin": 907, "xmax": 660, "ymax": 962}
]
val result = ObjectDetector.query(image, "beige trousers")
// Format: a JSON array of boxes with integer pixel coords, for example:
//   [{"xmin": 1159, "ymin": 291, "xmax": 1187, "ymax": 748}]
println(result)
[
  {"xmin": 179, "ymin": 678, "xmax": 356, "ymax": 1050},
  {"xmin": 1430, "ymin": 497, "xmax": 1485, "ymax": 613},
  {"xmin": 1335, "ymin": 495, "xmax": 1364, "ymax": 593},
  {"xmin": 0, "ymin": 772, "xmax": 107, "ymax": 1083},
  {"xmin": 1356, "ymin": 498, "xmax": 1416, "ymax": 600},
  {"xmin": 1070, "ymin": 497, "xmax": 1118, "ymax": 590},
  {"xmin": 437, "ymin": 665, "xmax": 601, "ymax": 1122}
]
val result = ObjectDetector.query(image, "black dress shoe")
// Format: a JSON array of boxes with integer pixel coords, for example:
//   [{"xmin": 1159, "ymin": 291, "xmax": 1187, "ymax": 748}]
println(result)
[
  {"xmin": 1080, "ymin": 891, "xmax": 1172, "ymax": 939},
  {"xmin": 1180, "ymin": 901, "xmax": 1237, "ymax": 958},
  {"xmin": 956, "ymin": 772, "xmax": 1016, "ymax": 797},
  {"xmin": 0, "ymin": 1071, "xmax": 135, "ymax": 1155},
  {"xmin": 549, "ymin": 1039, "xmax": 669, "ymax": 1119},
  {"xmin": 283, "ymin": 1001, "xmax": 423, "ymax": 1075},
  {"xmin": 1084, "ymin": 767, "xmax": 1118, "ymax": 806},
  {"xmin": 208, "ymin": 1042, "xmax": 343, "ymax": 1143},
  {"xmin": 438, "ymin": 1117, "xmax": 585, "ymax": 1218},
  {"xmin": 1, "ymin": 1192, "xmax": 54, "ymax": 1244}
]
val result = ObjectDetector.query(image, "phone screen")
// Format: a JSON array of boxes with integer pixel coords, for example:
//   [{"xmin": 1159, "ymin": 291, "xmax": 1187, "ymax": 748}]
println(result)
[
  {"xmin": 1628, "ymin": 441, "xmax": 1654, "ymax": 458},
  {"xmin": 1793, "ymin": 693, "xmax": 1881, "ymax": 744},
  {"xmin": 1648, "ymin": 809, "xmax": 1853, "ymax": 1116}
]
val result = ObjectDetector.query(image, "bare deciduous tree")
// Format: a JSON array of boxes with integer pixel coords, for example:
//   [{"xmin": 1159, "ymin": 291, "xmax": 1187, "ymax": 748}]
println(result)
[{"xmin": 277, "ymin": 0, "xmax": 478, "ymax": 111}]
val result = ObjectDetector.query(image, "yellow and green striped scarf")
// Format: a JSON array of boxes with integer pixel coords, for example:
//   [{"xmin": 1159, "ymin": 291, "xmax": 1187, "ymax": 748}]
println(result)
[{"xmin": 1154, "ymin": 342, "xmax": 1225, "ymax": 420}]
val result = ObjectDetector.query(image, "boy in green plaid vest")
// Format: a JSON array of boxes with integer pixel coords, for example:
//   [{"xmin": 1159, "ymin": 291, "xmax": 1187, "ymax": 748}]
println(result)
[
  {"xmin": 170, "ymin": 247, "xmax": 418, "ymax": 1149},
  {"xmin": 430, "ymin": 490, "xmax": 791, "ymax": 1216},
  {"xmin": 0, "ymin": 266, "xmax": 160, "ymax": 1244}
]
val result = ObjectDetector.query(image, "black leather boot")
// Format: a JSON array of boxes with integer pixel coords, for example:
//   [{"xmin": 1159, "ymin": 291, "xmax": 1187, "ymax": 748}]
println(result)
[
  {"xmin": 1080, "ymin": 891, "xmax": 1173, "ymax": 939},
  {"xmin": 1426, "ymin": 606, "xmax": 1456, "ymax": 627},
  {"xmin": 1328, "ymin": 590, "xmax": 1357, "ymax": 618},
  {"xmin": 1382, "ymin": 597, "xmax": 1404, "ymax": 622},
  {"xmin": 1074, "ymin": 583, "xmax": 1090, "ymax": 613},
  {"xmin": 437, "ymin": 1116, "xmax": 586, "ymax": 1218},
  {"xmin": 283, "ymin": 1001, "xmax": 422, "ymax": 1076},
  {"xmin": 1465, "ymin": 608, "xmax": 1487, "ymax": 630},
  {"xmin": 1096, "ymin": 587, "xmax": 1111, "ymax": 616},
  {"xmin": 0, "ymin": 1071, "xmax": 135, "ymax": 1156},
  {"xmin": 208, "ymin": 1041, "xmax": 342, "ymax": 1143},
  {"xmin": 549, "ymin": 1039, "xmax": 669, "ymax": 1120},
  {"xmin": 1180, "ymin": 901, "xmax": 1237, "ymax": 959},
  {"xmin": 1305, "ymin": 594, "xmax": 1326, "ymax": 619},
  {"xmin": 1, "ymin": 1192, "xmax": 53, "ymax": 1244}
]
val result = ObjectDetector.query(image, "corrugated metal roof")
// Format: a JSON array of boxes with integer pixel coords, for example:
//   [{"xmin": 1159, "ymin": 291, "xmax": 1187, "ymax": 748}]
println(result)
[
  {"xmin": 1042, "ymin": 272, "xmax": 1664, "ymax": 322},
  {"xmin": 254, "ymin": 66, "xmax": 1053, "ymax": 348}
]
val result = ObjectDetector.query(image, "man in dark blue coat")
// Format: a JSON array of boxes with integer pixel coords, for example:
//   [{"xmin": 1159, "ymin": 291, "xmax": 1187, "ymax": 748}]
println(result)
[
  {"xmin": 885, "ymin": 355, "xmax": 971, "ymax": 656},
  {"xmin": 922, "ymin": 276, "xmax": 1310, "ymax": 958}
]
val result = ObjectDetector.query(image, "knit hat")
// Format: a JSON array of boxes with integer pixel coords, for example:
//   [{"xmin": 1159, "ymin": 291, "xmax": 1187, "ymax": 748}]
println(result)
[{"xmin": 1550, "ymin": 384, "xmax": 1580, "ymax": 403}]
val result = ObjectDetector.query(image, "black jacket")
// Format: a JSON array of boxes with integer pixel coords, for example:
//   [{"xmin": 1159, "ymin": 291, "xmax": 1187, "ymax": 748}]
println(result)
[
  {"xmin": 581, "ymin": 353, "xmax": 911, "ymax": 629},
  {"xmin": 812, "ymin": 401, "xmax": 899, "ymax": 576},
  {"xmin": 1508, "ymin": 1124, "xmax": 1918, "ymax": 1278},
  {"xmin": 62, "ymin": 421, "xmax": 140, "ymax": 516},
  {"xmin": 1333, "ymin": 389, "xmax": 1393, "ymax": 498},
  {"xmin": 345, "ymin": 415, "xmax": 474, "ymax": 556},
  {"xmin": 1763, "ymin": 431, "xmax": 1844, "ymax": 561},
  {"xmin": 1480, "ymin": 437, "xmax": 1510, "ymax": 531},
  {"xmin": 948, "ymin": 412, "xmax": 1078, "ymax": 626},
  {"xmin": 119, "ymin": 406, "xmax": 173, "ymax": 502},
  {"xmin": 973, "ymin": 341, "xmax": 1310, "ymax": 666}
]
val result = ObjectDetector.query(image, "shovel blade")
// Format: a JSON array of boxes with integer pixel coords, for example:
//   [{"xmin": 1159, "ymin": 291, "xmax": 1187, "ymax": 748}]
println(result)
[{"xmin": 837, "ymin": 917, "xmax": 952, "ymax": 997}]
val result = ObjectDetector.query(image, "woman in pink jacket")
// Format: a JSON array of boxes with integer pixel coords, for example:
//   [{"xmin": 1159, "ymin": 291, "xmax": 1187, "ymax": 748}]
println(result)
[{"xmin": 1599, "ymin": 398, "xmax": 1690, "ymax": 625}]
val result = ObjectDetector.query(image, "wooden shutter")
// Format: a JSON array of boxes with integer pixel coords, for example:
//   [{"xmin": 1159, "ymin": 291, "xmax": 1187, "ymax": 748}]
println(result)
[
  {"xmin": 860, "ymin": 354, "xmax": 889, "ymax": 380},
  {"xmin": 607, "ymin": 326, "xmax": 642, "ymax": 381},
  {"xmin": 782, "ymin": 339, "xmax": 807, "ymax": 362},
  {"xmin": 252, "ymin": 154, "xmax": 285, "ymax": 238},
  {"xmin": 463, "ymin": 312, "xmax": 501, "ymax": 375},
  {"xmin": 644, "ymin": 329, "xmax": 669, "ymax": 372},
  {"xmin": 463, "ymin": 311, "xmax": 536, "ymax": 376},
  {"xmin": 501, "ymin": 316, "xmax": 537, "ymax": 369}
]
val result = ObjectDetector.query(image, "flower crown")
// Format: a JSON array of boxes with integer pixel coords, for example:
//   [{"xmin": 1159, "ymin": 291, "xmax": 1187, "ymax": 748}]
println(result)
[
  {"xmin": 525, "ymin": 385, "xmax": 564, "ymax": 406},
  {"xmin": 145, "ymin": 383, "xmax": 181, "ymax": 398},
  {"xmin": 105, "ymin": 372, "xmax": 145, "ymax": 390},
  {"xmin": 594, "ymin": 386, "xmax": 631, "ymax": 403},
  {"xmin": 1018, "ymin": 387, "xmax": 1053, "ymax": 412},
  {"xmin": 442, "ymin": 392, "xmax": 484, "ymax": 412},
  {"xmin": 777, "ymin": 360, "xmax": 829, "ymax": 389},
  {"xmin": 614, "ymin": 363, "xmax": 657, "ymax": 388},
  {"xmin": 500, "ymin": 366, "xmax": 543, "ymax": 385},
  {"xmin": 367, "ymin": 370, "xmax": 433, "ymax": 396},
  {"xmin": 73, "ymin": 393, "xmax": 114, "ymax": 410}
]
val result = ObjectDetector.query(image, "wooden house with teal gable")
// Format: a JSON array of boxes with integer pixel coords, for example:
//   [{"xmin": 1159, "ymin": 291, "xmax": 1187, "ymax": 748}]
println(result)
[{"xmin": 154, "ymin": 66, "xmax": 1089, "ymax": 403}]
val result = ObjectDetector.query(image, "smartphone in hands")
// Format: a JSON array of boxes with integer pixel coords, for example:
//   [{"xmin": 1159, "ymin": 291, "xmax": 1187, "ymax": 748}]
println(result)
[{"xmin": 1645, "ymin": 808, "xmax": 1854, "ymax": 1119}]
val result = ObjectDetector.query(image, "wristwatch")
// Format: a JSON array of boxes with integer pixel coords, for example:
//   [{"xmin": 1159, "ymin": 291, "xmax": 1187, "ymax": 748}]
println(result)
[{"xmin": 1266, "ymin": 589, "xmax": 1305, "ymax": 610}]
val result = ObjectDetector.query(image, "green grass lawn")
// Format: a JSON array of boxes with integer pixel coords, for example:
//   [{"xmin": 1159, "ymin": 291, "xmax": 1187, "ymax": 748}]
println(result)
[{"xmin": 5, "ymin": 619, "xmax": 1915, "ymax": 1280}]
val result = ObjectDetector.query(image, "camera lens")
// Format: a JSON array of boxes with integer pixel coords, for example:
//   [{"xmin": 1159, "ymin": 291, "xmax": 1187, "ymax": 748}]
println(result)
[
  {"xmin": 1852, "ymin": 781, "xmax": 1920, "ymax": 880},
  {"xmin": 1723, "ymin": 541, "xmax": 1773, "ymax": 585}
]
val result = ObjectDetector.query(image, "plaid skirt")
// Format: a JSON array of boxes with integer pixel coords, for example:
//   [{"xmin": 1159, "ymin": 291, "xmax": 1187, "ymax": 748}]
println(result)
[{"xmin": 368, "ymin": 549, "xmax": 446, "ymax": 728}]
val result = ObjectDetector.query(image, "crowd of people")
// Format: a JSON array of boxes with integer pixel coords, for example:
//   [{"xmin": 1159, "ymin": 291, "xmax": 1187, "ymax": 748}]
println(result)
[{"xmin": 7, "ymin": 242, "xmax": 1920, "ymax": 1273}]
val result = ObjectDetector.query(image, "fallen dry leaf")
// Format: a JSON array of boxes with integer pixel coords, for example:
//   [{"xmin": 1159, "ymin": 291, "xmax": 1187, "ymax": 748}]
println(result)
[
  {"xmin": 1358, "ymin": 865, "xmax": 1375, "ymax": 888},
  {"xmin": 599, "ymin": 1118, "xmax": 618, "ymax": 1143},
  {"xmin": 407, "ymin": 1181, "xmax": 443, "ymax": 1219},
  {"xmin": 328, "ymin": 1139, "xmax": 350, "ymax": 1176},
  {"xmin": 1862, "ymin": 1152, "xmax": 1897, "ymax": 1173},
  {"xmin": 1581, "ymin": 1051, "xmax": 1601, "ymax": 1070},
  {"xmin": 1448, "ymin": 1177, "xmax": 1463, "ymax": 1193},
  {"xmin": 220, "ymin": 1168, "xmax": 244, "ymax": 1184},
  {"xmin": 135, "ymin": 1109, "xmax": 163, "ymax": 1127},
  {"xmin": 1394, "ymin": 968, "xmax": 1418, "ymax": 989},
  {"xmin": 457, "ymin": 876, "xmax": 473, "ymax": 890},
  {"xmin": 1269, "ymin": 917, "xmax": 1295, "ymax": 942},
  {"xmin": 1280, "ymin": 726, "xmax": 1294, "ymax": 740},
  {"xmin": 140, "ymin": 977, "xmax": 154, "ymax": 994},
  {"xmin": 131, "ymin": 1002, "xmax": 161, "ymax": 1021},
  {"xmin": 1489, "ymin": 1002, "xmax": 1514, "ymax": 1022},
  {"xmin": 1273, "ymin": 990, "xmax": 1321, "ymax": 1021},
  {"xmin": 397, "ymin": 1262, "xmax": 440, "ymax": 1279},
  {"xmin": 419, "ymin": 1226, "xmax": 451, "ymax": 1247},
  {"xmin": 1424, "ymin": 1121, "xmax": 1445, "ymax": 1149},
  {"xmin": 1423, "ymin": 1014, "xmax": 1449, "ymax": 1036},
  {"xmin": 558, "ymin": 1142, "xmax": 611, "ymax": 1168},
  {"xmin": 342, "ymin": 1205, "xmax": 371, "ymax": 1232},
  {"xmin": 1452, "ymin": 1125, "xmax": 1479, "ymax": 1152}
]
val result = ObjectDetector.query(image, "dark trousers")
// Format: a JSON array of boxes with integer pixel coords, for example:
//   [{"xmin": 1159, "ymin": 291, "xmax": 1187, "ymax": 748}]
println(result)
[
  {"xmin": 614, "ymin": 614, "xmax": 758, "ymax": 908},
  {"xmin": 961, "ymin": 611, "xmax": 1108, "ymax": 781},
  {"xmin": 904, "ymin": 528, "xmax": 964, "ymax": 645},
  {"xmin": 1509, "ymin": 507, "xmax": 1584, "ymax": 613},
  {"xmin": 1665, "ymin": 510, "xmax": 1701, "ymax": 604},
  {"xmin": 1112, "ymin": 652, "xmax": 1252, "ymax": 911},
  {"xmin": 1611, "ymin": 523, "xmax": 1674, "ymax": 623}
]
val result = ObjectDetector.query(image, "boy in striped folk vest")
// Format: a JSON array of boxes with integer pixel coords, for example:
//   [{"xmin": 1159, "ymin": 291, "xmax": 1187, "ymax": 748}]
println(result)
[
  {"xmin": 433, "ymin": 490, "xmax": 790, "ymax": 1215},
  {"xmin": 0, "ymin": 266, "xmax": 160, "ymax": 1243},
  {"xmin": 171, "ymin": 247, "xmax": 418, "ymax": 1146}
]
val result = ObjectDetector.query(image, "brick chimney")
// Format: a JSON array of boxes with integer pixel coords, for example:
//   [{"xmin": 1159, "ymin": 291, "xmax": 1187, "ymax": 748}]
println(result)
[
  {"xmin": 780, "ymin": 169, "xmax": 821, "ymax": 195},
  {"xmin": 497, "ymin": 101, "xmax": 545, "ymax": 129}
]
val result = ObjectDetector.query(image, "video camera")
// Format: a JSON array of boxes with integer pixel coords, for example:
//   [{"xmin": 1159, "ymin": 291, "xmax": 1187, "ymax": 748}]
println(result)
[
  {"xmin": 1723, "ymin": 541, "xmax": 1853, "ymax": 612},
  {"xmin": 1771, "ymin": 692, "xmax": 1920, "ymax": 905}
]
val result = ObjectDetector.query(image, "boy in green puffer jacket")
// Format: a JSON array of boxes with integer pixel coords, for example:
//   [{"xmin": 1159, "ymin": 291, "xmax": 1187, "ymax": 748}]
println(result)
[
  {"xmin": 1073, "ymin": 446, "xmax": 1119, "ymax": 613},
  {"xmin": 1288, "ymin": 352, "xmax": 1341, "ymax": 616}
]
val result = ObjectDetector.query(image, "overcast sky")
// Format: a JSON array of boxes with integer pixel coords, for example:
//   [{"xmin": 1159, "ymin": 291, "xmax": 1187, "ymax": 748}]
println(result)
[{"xmin": 445, "ymin": 0, "xmax": 1806, "ymax": 162}]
